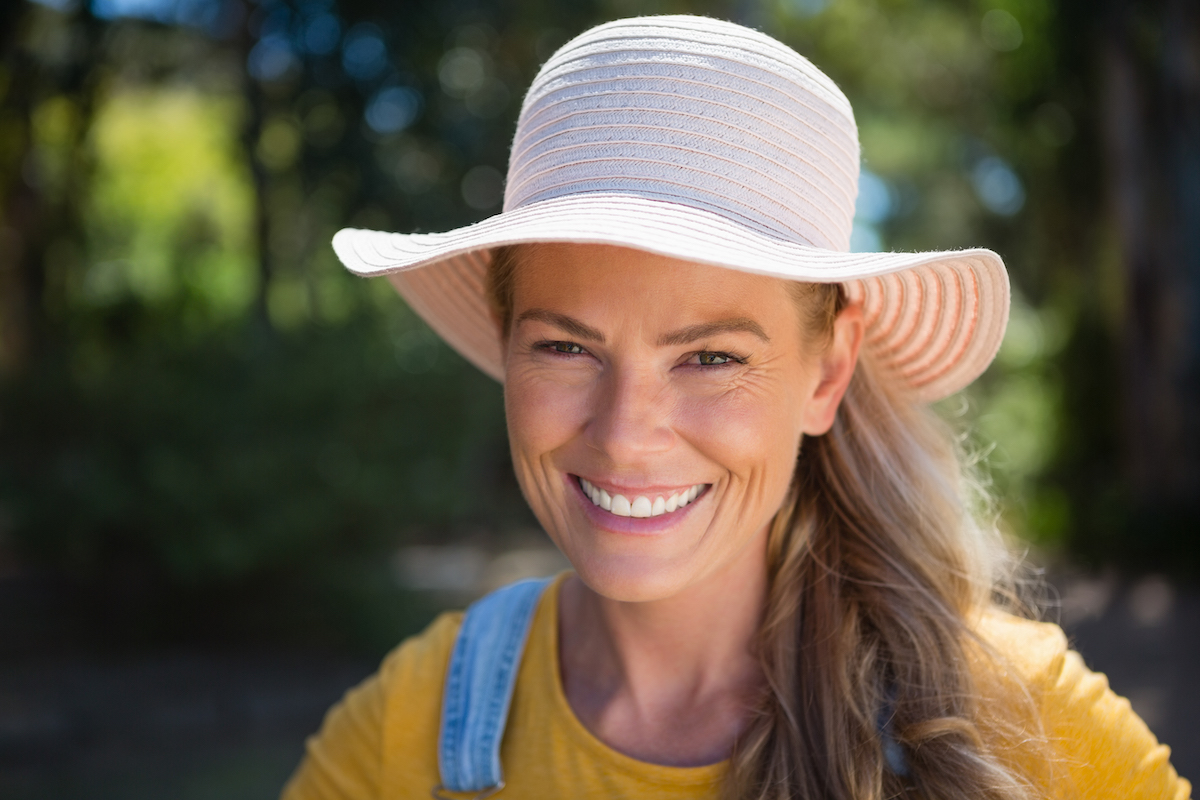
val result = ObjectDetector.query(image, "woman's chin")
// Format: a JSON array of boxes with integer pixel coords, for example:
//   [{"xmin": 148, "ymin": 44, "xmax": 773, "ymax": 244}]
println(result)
[{"xmin": 566, "ymin": 551, "xmax": 698, "ymax": 603}]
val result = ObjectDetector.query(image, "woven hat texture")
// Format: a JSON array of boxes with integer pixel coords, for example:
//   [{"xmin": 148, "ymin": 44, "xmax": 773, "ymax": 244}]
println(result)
[{"xmin": 332, "ymin": 15, "xmax": 1010, "ymax": 403}]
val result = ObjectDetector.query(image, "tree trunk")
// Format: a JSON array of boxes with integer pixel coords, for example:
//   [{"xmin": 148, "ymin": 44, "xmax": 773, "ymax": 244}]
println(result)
[
  {"xmin": 0, "ymin": 5, "xmax": 101, "ymax": 374},
  {"xmin": 1102, "ymin": 0, "xmax": 1200, "ymax": 510},
  {"xmin": 0, "ymin": 17, "xmax": 47, "ymax": 374},
  {"xmin": 236, "ymin": 0, "xmax": 274, "ymax": 331}
]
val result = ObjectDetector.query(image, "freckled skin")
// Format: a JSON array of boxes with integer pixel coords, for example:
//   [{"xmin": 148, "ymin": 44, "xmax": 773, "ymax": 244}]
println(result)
[{"xmin": 501, "ymin": 243, "xmax": 863, "ymax": 766}]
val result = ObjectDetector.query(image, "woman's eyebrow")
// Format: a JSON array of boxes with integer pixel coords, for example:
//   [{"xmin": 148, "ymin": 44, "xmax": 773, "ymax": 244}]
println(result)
[
  {"xmin": 658, "ymin": 318, "xmax": 770, "ymax": 346},
  {"xmin": 515, "ymin": 309, "xmax": 605, "ymax": 342}
]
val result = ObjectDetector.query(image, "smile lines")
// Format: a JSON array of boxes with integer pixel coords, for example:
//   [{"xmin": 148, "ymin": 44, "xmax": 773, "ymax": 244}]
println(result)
[{"xmin": 578, "ymin": 477, "xmax": 705, "ymax": 518}]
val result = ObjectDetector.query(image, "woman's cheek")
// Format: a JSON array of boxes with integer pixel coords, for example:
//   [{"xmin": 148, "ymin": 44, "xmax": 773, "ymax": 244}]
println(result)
[
  {"xmin": 505, "ymin": 369, "xmax": 590, "ymax": 461},
  {"xmin": 676, "ymin": 382, "xmax": 799, "ymax": 471}
]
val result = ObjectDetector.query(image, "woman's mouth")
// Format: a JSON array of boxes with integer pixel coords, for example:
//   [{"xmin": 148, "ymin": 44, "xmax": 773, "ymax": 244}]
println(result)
[{"xmin": 577, "ymin": 477, "xmax": 706, "ymax": 518}]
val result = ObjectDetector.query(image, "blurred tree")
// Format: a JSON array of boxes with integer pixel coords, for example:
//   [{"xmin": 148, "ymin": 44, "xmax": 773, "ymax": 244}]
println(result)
[
  {"xmin": 0, "ymin": 1, "xmax": 103, "ymax": 370},
  {"xmin": 1098, "ymin": 0, "xmax": 1200, "ymax": 551}
]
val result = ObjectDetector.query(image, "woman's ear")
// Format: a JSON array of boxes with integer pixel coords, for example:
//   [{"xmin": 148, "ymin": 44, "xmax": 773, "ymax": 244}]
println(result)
[{"xmin": 799, "ymin": 303, "xmax": 864, "ymax": 436}]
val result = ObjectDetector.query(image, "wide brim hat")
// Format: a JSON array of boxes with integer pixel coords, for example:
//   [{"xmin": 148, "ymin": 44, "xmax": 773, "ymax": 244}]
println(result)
[{"xmin": 332, "ymin": 15, "xmax": 1009, "ymax": 404}]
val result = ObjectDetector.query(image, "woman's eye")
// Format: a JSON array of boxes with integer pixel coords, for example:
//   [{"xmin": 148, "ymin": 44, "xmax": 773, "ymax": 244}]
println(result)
[
  {"xmin": 696, "ymin": 352, "xmax": 732, "ymax": 366},
  {"xmin": 552, "ymin": 341, "xmax": 585, "ymax": 355}
]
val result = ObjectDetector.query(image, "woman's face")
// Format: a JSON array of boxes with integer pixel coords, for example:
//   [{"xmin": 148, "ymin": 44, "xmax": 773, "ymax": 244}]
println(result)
[{"xmin": 502, "ymin": 243, "xmax": 861, "ymax": 602}]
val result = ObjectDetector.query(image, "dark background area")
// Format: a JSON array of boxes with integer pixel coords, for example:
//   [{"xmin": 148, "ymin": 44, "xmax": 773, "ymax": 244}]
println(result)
[{"xmin": 0, "ymin": 0, "xmax": 1197, "ymax": 796}]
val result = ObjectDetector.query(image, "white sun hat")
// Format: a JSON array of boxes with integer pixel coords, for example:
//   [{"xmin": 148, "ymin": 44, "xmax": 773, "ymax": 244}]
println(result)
[{"xmin": 332, "ymin": 15, "xmax": 1009, "ymax": 403}]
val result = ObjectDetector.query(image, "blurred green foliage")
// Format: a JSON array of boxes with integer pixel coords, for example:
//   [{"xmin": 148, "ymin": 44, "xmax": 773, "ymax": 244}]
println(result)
[
  {"xmin": 4, "ymin": 313, "xmax": 516, "ymax": 649},
  {"xmin": 85, "ymin": 90, "xmax": 257, "ymax": 322},
  {"xmin": 7, "ymin": 318, "xmax": 510, "ymax": 582},
  {"xmin": 1, "ymin": 0, "xmax": 1196, "ymax": 650}
]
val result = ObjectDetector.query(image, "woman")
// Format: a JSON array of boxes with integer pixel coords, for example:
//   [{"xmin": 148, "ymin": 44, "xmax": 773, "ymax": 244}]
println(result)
[{"xmin": 283, "ymin": 15, "xmax": 1190, "ymax": 800}]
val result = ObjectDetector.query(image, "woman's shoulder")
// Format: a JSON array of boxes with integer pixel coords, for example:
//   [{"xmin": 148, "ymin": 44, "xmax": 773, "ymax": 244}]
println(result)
[
  {"xmin": 376, "ymin": 611, "xmax": 464, "ymax": 786},
  {"xmin": 972, "ymin": 609, "xmax": 1191, "ymax": 799},
  {"xmin": 973, "ymin": 608, "xmax": 1070, "ymax": 687},
  {"xmin": 379, "ymin": 609, "xmax": 464, "ymax": 686},
  {"xmin": 280, "ymin": 611, "xmax": 465, "ymax": 800}
]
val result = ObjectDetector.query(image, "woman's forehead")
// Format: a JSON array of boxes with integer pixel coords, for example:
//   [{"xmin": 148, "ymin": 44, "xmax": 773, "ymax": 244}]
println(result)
[{"xmin": 509, "ymin": 243, "xmax": 797, "ymax": 326}]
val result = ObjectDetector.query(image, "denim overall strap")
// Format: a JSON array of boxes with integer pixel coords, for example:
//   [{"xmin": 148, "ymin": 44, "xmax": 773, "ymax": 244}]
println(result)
[
  {"xmin": 879, "ymin": 689, "xmax": 910, "ymax": 778},
  {"xmin": 434, "ymin": 577, "xmax": 553, "ymax": 798}
]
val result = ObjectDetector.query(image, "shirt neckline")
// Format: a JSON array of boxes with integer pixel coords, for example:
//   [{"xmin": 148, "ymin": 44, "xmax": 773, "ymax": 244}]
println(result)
[{"xmin": 534, "ymin": 572, "xmax": 728, "ymax": 787}]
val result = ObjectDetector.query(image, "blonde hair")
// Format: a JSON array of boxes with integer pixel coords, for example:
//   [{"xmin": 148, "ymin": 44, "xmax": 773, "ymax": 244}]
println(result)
[{"xmin": 488, "ymin": 245, "xmax": 1041, "ymax": 800}]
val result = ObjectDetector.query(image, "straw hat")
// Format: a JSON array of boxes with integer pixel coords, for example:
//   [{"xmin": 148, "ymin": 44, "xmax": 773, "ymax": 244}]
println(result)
[{"xmin": 332, "ymin": 15, "xmax": 1009, "ymax": 403}]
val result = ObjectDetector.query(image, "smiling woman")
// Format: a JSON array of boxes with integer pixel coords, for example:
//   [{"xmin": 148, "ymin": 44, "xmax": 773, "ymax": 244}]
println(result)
[
  {"xmin": 496, "ymin": 244, "xmax": 853, "ymax": 609},
  {"xmin": 282, "ymin": 15, "xmax": 1190, "ymax": 800}
]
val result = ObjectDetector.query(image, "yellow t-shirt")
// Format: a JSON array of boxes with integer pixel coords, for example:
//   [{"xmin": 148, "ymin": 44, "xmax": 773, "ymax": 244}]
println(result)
[{"xmin": 281, "ymin": 575, "xmax": 1191, "ymax": 800}]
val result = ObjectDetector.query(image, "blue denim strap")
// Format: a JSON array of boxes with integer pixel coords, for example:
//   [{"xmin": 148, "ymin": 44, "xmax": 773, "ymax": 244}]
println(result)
[
  {"xmin": 879, "ymin": 688, "xmax": 910, "ymax": 777},
  {"xmin": 436, "ymin": 577, "xmax": 553, "ymax": 796}
]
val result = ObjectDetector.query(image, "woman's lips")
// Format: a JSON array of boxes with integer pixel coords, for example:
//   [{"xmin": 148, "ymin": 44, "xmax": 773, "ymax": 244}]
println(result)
[
  {"xmin": 569, "ymin": 474, "xmax": 708, "ymax": 534},
  {"xmin": 577, "ymin": 477, "xmax": 705, "ymax": 518}
]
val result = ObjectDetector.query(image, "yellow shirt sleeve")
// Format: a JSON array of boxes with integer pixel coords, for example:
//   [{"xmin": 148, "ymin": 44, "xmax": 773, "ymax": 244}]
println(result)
[
  {"xmin": 279, "ymin": 669, "xmax": 384, "ymax": 800},
  {"xmin": 1042, "ymin": 647, "xmax": 1190, "ymax": 798},
  {"xmin": 280, "ymin": 611, "xmax": 463, "ymax": 800},
  {"xmin": 980, "ymin": 613, "xmax": 1192, "ymax": 799}
]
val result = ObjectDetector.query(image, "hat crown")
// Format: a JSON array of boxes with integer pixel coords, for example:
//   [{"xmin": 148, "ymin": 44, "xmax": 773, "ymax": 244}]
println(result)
[{"xmin": 505, "ymin": 16, "xmax": 861, "ymax": 252}]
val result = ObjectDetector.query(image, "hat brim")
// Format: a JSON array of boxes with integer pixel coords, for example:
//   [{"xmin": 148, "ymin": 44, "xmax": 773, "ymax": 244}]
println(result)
[{"xmin": 332, "ymin": 193, "xmax": 1008, "ymax": 404}]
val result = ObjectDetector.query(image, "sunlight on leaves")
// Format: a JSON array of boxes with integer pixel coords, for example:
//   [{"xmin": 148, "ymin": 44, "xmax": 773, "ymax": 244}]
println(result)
[{"xmin": 87, "ymin": 88, "xmax": 256, "ymax": 321}]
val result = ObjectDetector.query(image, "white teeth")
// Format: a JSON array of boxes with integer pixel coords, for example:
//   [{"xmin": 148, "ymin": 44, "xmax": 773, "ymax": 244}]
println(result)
[
  {"xmin": 580, "ymin": 478, "xmax": 705, "ymax": 518},
  {"xmin": 611, "ymin": 494, "xmax": 632, "ymax": 516},
  {"xmin": 631, "ymin": 496, "xmax": 652, "ymax": 517}
]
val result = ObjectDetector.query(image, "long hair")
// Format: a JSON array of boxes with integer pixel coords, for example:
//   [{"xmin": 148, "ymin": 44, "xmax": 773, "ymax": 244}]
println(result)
[{"xmin": 488, "ymin": 246, "xmax": 1041, "ymax": 799}]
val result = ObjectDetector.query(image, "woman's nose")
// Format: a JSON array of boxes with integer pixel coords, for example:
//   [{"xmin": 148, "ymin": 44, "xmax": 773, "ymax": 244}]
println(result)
[{"xmin": 584, "ymin": 367, "xmax": 676, "ymax": 461}]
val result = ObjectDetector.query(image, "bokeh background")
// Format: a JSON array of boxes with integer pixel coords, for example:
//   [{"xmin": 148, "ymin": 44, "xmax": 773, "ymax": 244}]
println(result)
[{"xmin": 1, "ymin": 0, "xmax": 1197, "ymax": 796}]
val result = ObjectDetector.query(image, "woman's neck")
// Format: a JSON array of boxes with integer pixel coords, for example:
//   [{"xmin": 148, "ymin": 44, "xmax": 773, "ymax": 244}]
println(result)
[{"xmin": 558, "ymin": 527, "xmax": 769, "ymax": 767}]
